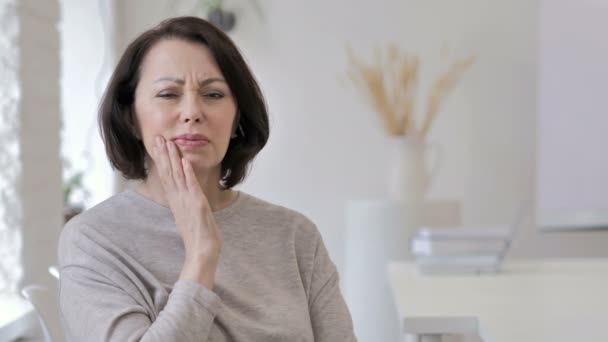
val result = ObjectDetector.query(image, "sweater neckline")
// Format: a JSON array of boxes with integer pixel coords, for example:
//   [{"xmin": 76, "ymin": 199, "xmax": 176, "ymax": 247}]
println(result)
[{"xmin": 124, "ymin": 188, "xmax": 246, "ymax": 223}]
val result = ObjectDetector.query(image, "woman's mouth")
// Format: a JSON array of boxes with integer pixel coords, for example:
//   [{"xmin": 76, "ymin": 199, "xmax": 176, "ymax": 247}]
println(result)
[{"xmin": 173, "ymin": 134, "xmax": 210, "ymax": 149}]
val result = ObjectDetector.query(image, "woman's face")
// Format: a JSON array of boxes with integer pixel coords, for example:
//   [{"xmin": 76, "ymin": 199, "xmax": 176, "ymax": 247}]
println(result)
[{"xmin": 134, "ymin": 38, "xmax": 237, "ymax": 174}]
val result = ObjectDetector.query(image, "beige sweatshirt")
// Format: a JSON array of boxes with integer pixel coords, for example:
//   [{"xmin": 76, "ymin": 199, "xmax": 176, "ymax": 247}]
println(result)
[{"xmin": 58, "ymin": 190, "xmax": 357, "ymax": 341}]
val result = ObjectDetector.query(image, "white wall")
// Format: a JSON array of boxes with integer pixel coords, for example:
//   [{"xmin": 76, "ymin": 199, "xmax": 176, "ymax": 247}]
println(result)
[{"xmin": 111, "ymin": 0, "xmax": 608, "ymax": 276}]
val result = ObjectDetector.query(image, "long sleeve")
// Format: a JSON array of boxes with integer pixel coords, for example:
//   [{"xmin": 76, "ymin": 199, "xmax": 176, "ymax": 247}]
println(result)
[
  {"xmin": 58, "ymin": 221, "xmax": 222, "ymax": 342},
  {"xmin": 307, "ymin": 231, "xmax": 358, "ymax": 342}
]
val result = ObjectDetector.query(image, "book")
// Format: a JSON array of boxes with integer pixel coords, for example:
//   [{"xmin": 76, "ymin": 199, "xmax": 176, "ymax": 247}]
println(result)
[
  {"xmin": 411, "ymin": 237, "xmax": 508, "ymax": 257},
  {"xmin": 414, "ymin": 254, "xmax": 503, "ymax": 275},
  {"xmin": 414, "ymin": 225, "xmax": 513, "ymax": 240}
]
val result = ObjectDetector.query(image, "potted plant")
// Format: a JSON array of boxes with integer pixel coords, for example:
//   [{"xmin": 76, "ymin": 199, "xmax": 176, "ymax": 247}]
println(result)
[{"xmin": 343, "ymin": 44, "xmax": 476, "ymax": 202}]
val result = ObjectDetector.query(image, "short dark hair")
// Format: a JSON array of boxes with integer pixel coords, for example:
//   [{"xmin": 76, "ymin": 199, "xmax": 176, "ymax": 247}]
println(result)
[{"xmin": 99, "ymin": 16, "xmax": 269, "ymax": 189}]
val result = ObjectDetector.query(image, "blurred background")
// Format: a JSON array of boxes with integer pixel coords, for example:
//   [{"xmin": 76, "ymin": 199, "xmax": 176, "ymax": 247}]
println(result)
[{"xmin": 1, "ymin": 0, "xmax": 608, "ymax": 341}]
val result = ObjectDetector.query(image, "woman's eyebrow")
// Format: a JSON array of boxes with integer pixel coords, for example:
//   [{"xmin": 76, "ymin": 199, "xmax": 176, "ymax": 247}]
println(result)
[
  {"xmin": 153, "ymin": 77, "xmax": 226, "ymax": 86},
  {"xmin": 154, "ymin": 76, "xmax": 185, "ymax": 84}
]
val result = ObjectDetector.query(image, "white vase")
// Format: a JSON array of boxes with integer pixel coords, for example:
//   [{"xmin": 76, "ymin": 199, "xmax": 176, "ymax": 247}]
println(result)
[{"xmin": 388, "ymin": 137, "xmax": 442, "ymax": 203}]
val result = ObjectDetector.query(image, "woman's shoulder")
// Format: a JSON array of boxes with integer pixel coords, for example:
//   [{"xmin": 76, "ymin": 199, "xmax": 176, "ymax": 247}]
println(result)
[
  {"xmin": 59, "ymin": 190, "xmax": 174, "ymax": 267},
  {"xmin": 235, "ymin": 192, "xmax": 322, "ymax": 240},
  {"xmin": 61, "ymin": 191, "xmax": 127, "ymax": 233},
  {"xmin": 64, "ymin": 191, "xmax": 139, "ymax": 230},
  {"xmin": 238, "ymin": 192, "xmax": 307, "ymax": 219},
  {"xmin": 60, "ymin": 190, "xmax": 162, "ymax": 252}
]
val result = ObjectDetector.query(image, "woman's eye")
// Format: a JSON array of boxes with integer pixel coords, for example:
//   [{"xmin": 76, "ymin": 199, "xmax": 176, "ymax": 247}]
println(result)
[
  {"xmin": 157, "ymin": 92, "xmax": 177, "ymax": 98},
  {"xmin": 205, "ymin": 92, "xmax": 224, "ymax": 99}
]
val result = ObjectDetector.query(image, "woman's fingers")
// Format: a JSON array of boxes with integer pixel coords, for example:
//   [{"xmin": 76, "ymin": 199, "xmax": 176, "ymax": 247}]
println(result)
[
  {"xmin": 153, "ymin": 136, "xmax": 175, "ymax": 191},
  {"xmin": 152, "ymin": 136, "xmax": 203, "ymax": 202},
  {"xmin": 182, "ymin": 157, "xmax": 203, "ymax": 197},
  {"xmin": 166, "ymin": 140, "xmax": 187, "ymax": 191}
]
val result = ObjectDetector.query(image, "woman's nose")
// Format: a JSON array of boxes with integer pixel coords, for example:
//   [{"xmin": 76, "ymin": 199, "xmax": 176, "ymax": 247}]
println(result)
[{"xmin": 181, "ymin": 93, "xmax": 204, "ymax": 123}]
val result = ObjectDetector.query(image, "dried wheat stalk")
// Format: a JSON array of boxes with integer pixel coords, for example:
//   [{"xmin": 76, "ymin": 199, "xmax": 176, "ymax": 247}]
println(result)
[
  {"xmin": 345, "ymin": 45, "xmax": 476, "ymax": 139},
  {"xmin": 419, "ymin": 55, "xmax": 477, "ymax": 139}
]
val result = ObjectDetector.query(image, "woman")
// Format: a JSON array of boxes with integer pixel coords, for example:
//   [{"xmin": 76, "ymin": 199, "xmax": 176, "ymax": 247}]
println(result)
[{"xmin": 58, "ymin": 16, "xmax": 357, "ymax": 341}]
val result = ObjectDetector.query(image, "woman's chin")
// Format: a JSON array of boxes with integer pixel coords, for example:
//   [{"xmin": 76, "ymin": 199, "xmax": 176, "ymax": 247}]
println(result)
[{"xmin": 184, "ymin": 156, "xmax": 219, "ymax": 173}]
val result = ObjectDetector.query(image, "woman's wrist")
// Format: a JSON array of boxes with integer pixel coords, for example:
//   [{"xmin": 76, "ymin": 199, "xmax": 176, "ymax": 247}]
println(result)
[
  {"xmin": 184, "ymin": 239, "xmax": 221, "ymax": 261},
  {"xmin": 179, "ymin": 255, "xmax": 219, "ymax": 289}
]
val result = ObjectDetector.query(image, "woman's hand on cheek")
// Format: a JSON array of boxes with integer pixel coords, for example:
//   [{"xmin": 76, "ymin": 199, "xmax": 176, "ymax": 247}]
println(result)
[{"xmin": 150, "ymin": 135, "xmax": 222, "ymax": 265}]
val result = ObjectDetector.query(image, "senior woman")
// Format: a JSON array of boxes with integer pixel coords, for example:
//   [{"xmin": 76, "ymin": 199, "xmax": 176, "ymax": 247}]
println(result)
[{"xmin": 58, "ymin": 16, "xmax": 356, "ymax": 342}]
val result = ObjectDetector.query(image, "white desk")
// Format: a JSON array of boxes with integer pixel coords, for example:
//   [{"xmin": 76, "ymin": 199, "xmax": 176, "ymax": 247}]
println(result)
[{"xmin": 388, "ymin": 259, "xmax": 608, "ymax": 342}]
